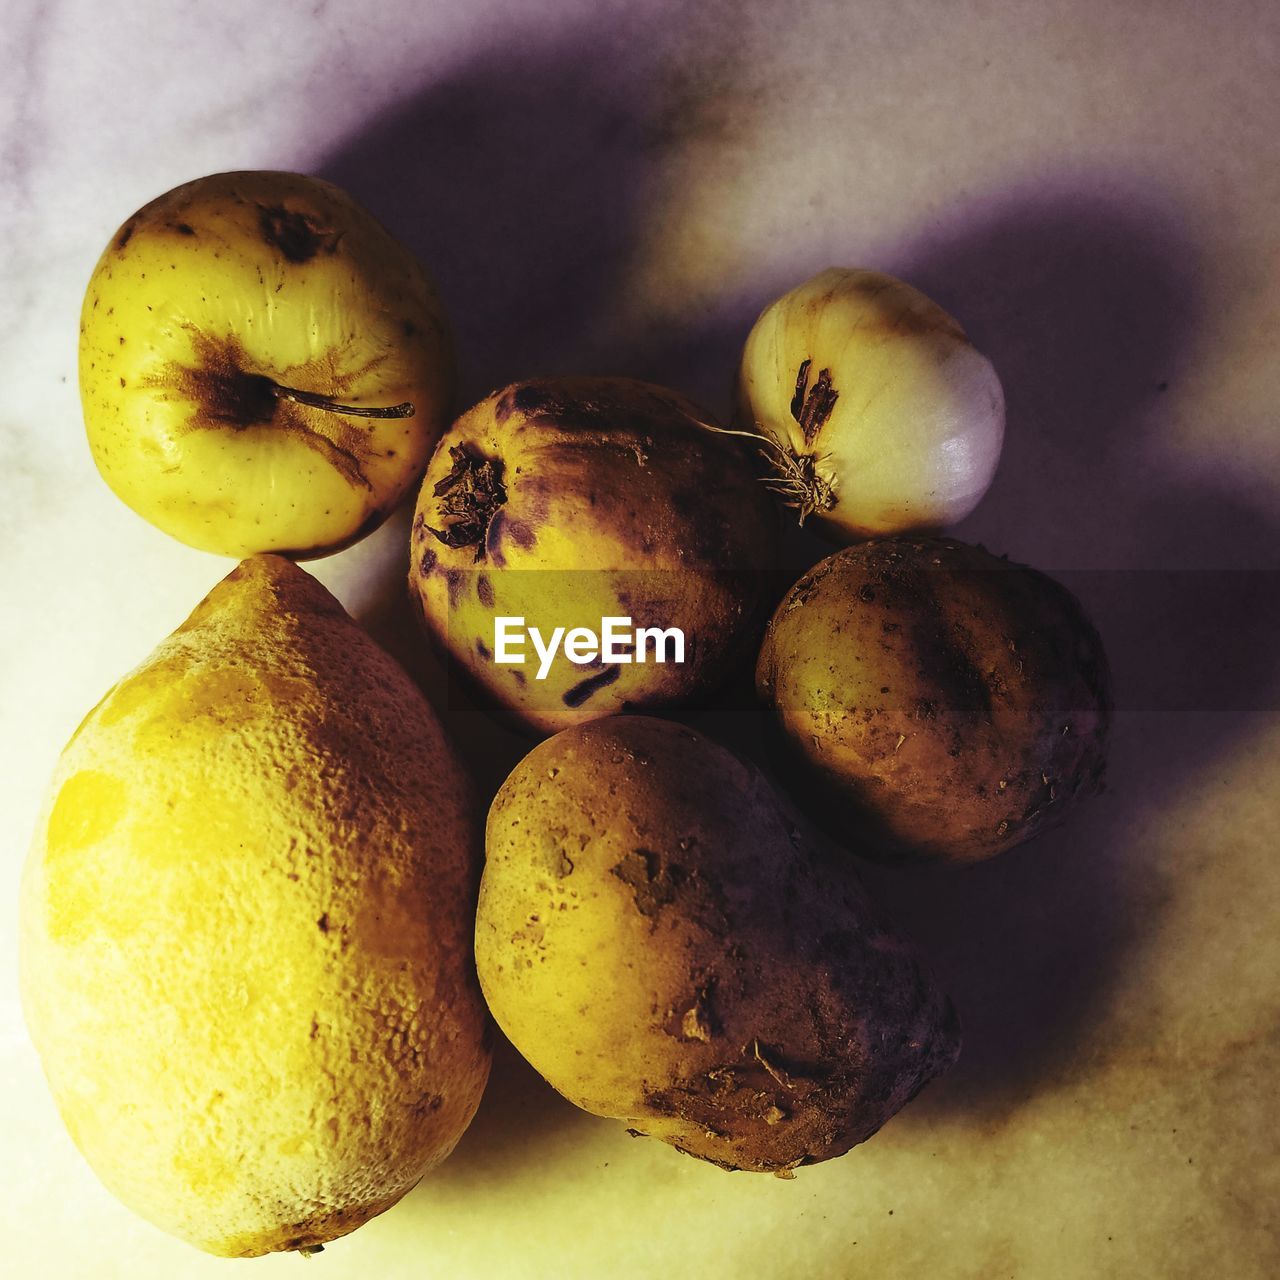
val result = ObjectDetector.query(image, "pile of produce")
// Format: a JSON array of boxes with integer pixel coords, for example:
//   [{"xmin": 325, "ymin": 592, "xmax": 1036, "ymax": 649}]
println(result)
[{"xmin": 20, "ymin": 171, "xmax": 1111, "ymax": 1257}]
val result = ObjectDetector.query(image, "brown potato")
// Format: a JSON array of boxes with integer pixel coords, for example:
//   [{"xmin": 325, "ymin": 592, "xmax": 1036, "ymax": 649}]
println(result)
[
  {"xmin": 756, "ymin": 537, "xmax": 1111, "ymax": 865},
  {"xmin": 408, "ymin": 377, "xmax": 777, "ymax": 735},
  {"xmin": 476, "ymin": 716, "xmax": 960, "ymax": 1174}
]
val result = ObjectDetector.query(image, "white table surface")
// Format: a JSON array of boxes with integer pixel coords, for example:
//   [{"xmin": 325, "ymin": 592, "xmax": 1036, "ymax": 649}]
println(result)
[{"xmin": 3, "ymin": 1, "xmax": 1278, "ymax": 1276}]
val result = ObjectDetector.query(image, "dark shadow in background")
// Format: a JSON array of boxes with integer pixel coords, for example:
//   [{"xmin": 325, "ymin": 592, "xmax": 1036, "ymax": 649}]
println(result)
[
  {"xmin": 422, "ymin": 1029, "xmax": 602, "ymax": 1193},
  {"xmin": 321, "ymin": 33, "xmax": 670, "ymax": 401},
  {"xmin": 317, "ymin": 36, "xmax": 1280, "ymax": 1156}
]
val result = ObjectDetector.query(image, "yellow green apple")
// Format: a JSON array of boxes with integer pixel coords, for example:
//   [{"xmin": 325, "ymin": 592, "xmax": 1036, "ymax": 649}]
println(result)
[{"xmin": 79, "ymin": 170, "xmax": 453, "ymax": 558}]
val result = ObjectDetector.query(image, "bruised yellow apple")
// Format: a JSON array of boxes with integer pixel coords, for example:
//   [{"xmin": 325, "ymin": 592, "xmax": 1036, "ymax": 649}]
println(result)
[
  {"xmin": 408, "ymin": 377, "xmax": 778, "ymax": 735},
  {"xmin": 79, "ymin": 171, "xmax": 453, "ymax": 558}
]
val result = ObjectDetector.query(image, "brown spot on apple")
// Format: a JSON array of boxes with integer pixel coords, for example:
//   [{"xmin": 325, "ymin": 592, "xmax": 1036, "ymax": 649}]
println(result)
[
  {"xmin": 258, "ymin": 204, "xmax": 338, "ymax": 264},
  {"xmin": 150, "ymin": 327, "xmax": 377, "ymax": 491},
  {"xmin": 562, "ymin": 665, "xmax": 621, "ymax": 708},
  {"xmin": 427, "ymin": 445, "xmax": 507, "ymax": 562},
  {"xmin": 442, "ymin": 568, "xmax": 465, "ymax": 607}
]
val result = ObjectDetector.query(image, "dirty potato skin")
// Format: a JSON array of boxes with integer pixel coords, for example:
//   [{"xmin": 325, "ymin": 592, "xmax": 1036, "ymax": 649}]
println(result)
[
  {"xmin": 409, "ymin": 377, "xmax": 777, "ymax": 735},
  {"xmin": 756, "ymin": 538, "xmax": 1111, "ymax": 865},
  {"xmin": 477, "ymin": 717, "xmax": 960, "ymax": 1174}
]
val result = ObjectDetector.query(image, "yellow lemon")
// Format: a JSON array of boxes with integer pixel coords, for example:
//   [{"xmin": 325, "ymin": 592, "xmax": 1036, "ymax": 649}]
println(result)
[{"xmin": 19, "ymin": 556, "xmax": 490, "ymax": 1256}]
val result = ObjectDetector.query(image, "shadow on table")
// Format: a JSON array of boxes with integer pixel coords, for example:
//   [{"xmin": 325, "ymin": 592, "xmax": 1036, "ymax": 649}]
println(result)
[
  {"xmin": 420, "ymin": 1030, "xmax": 601, "ymax": 1194},
  {"xmin": 319, "ymin": 23, "xmax": 690, "ymax": 404},
  {"xmin": 317, "ymin": 37, "xmax": 1280, "ymax": 1153}
]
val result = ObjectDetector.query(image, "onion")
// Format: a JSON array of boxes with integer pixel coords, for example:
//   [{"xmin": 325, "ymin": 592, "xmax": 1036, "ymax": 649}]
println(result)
[{"xmin": 734, "ymin": 268, "xmax": 1004, "ymax": 540}]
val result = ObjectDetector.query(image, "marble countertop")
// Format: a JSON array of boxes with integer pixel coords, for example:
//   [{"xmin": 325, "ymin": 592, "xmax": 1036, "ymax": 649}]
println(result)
[{"xmin": 2, "ymin": 1, "xmax": 1277, "ymax": 1276}]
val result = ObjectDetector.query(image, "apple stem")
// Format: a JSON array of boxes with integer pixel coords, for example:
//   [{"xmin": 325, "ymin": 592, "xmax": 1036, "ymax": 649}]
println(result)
[{"xmin": 271, "ymin": 383, "xmax": 414, "ymax": 419}]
